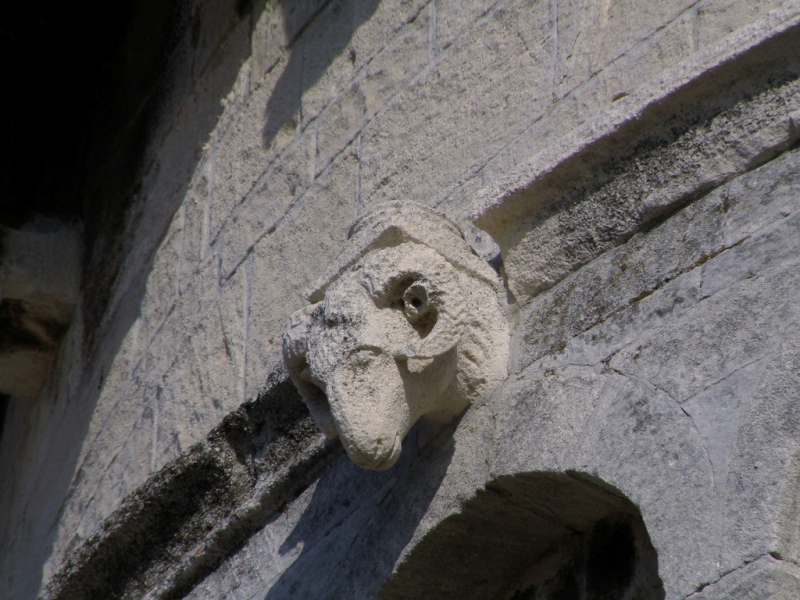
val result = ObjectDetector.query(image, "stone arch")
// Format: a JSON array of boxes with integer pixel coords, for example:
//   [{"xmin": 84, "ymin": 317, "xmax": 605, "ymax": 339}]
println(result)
[{"xmin": 379, "ymin": 471, "xmax": 665, "ymax": 600}]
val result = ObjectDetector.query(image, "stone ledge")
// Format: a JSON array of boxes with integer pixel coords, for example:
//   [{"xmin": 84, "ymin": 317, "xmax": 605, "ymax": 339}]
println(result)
[
  {"xmin": 42, "ymin": 371, "xmax": 342, "ymax": 600},
  {"xmin": 473, "ymin": 5, "xmax": 800, "ymax": 304}
]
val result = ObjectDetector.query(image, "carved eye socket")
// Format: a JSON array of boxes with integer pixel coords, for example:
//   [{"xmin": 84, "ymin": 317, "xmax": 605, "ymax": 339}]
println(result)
[{"xmin": 387, "ymin": 278, "xmax": 436, "ymax": 338}]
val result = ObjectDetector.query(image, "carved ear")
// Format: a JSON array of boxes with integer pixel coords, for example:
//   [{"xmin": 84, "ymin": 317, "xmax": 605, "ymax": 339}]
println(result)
[{"xmin": 392, "ymin": 276, "xmax": 463, "ymax": 372}]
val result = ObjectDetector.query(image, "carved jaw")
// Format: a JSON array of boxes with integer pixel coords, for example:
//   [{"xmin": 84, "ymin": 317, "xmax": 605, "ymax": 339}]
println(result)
[{"xmin": 283, "ymin": 304, "xmax": 338, "ymax": 438}]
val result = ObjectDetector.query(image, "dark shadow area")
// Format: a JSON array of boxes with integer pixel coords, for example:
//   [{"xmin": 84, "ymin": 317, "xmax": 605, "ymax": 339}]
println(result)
[
  {"xmin": 378, "ymin": 471, "xmax": 665, "ymax": 600},
  {"xmin": 262, "ymin": 0, "xmax": 380, "ymax": 149},
  {"xmin": 0, "ymin": 1, "xmax": 261, "ymax": 598},
  {"xmin": 0, "ymin": 3, "xmax": 135, "ymax": 227},
  {"xmin": 263, "ymin": 421, "xmax": 456, "ymax": 599}
]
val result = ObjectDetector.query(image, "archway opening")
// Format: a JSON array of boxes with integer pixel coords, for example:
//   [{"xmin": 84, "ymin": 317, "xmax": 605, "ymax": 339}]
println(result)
[{"xmin": 379, "ymin": 471, "xmax": 665, "ymax": 600}]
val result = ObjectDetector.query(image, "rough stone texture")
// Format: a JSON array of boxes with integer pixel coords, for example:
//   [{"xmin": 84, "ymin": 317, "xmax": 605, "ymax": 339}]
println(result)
[
  {"xmin": 188, "ymin": 107, "xmax": 800, "ymax": 600},
  {"xmin": 40, "ymin": 372, "xmax": 340, "ymax": 600},
  {"xmin": 491, "ymin": 147, "xmax": 800, "ymax": 597},
  {"xmin": 687, "ymin": 555, "xmax": 800, "ymax": 599},
  {"xmin": 2, "ymin": 1, "xmax": 800, "ymax": 599},
  {"xmin": 283, "ymin": 202, "xmax": 508, "ymax": 469},
  {"xmin": 474, "ymin": 5, "xmax": 800, "ymax": 304}
]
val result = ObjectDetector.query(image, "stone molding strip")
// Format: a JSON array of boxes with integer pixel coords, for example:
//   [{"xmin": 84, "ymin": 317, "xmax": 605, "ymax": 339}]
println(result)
[
  {"xmin": 474, "ymin": 5, "xmax": 800, "ymax": 304},
  {"xmin": 42, "ymin": 373, "xmax": 341, "ymax": 600}
]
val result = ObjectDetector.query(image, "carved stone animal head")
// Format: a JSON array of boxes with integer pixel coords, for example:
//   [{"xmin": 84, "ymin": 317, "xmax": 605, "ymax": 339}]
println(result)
[{"xmin": 283, "ymin": 202, "xmax": 508, "ymax": 469}]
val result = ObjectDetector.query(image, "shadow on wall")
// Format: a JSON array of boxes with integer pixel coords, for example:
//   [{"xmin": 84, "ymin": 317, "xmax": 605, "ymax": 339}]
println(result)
[
  {"xmin": 262, "ymin": 0, "xmax": 381, "ymax": 149},
  {"xmin": 0, "ymin": 3, "xmax": 264, "ymax": 597},
  {"xmin": 263, "ymin": 422, "xmax": 455, "ymax": 599},
  {"xmin": 379, "ymin": 471, "xmax": 666, "ymax": 600}
]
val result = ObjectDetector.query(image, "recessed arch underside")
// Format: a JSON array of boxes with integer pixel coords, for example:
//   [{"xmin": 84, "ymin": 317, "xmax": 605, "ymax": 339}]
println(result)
[{"xmin": 379, "ymin": 471, "xmax": 665, "ymax": 600}]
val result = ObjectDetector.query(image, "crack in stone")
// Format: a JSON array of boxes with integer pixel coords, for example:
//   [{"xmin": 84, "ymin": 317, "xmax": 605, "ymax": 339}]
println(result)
[
  {"xmin": 681, "ymin": 553, "xmax": 796, "ymax": 598},
  {"xmin": 606, "ymin": 367, "xmax": 719, "ymax": 503}
]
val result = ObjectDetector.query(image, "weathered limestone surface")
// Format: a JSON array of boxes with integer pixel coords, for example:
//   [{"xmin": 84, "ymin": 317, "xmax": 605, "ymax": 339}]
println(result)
[
  {"xmin": 1, "ymin": 1, "xmax": 799, "ymax": 599},
  {"xmin": 283, "ymin": 202, "xmax": 508, "ymax": 469},
  {"xmin": 491, "ymin": 147, "xmax": 800, "ymax": 598}
]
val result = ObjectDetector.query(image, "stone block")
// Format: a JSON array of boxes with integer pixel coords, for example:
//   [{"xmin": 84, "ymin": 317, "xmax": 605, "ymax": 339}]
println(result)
[
  {"xmin": 434, "ymin": 0, "xmax": 499, "ymax": 52},
  {"xmin": 140, "ymin": 225, "xmax": 182, "ymax": 346},
  {"xmin": 315, "ymin": 83, "xmax": 367, "ymax": 174},
  {"xmin": 210, "ymin": 56, "xmax": 303, "ymax": 245},
  {"xmin": 251, "ymin": 2, "xmax": 286, "ymax": 83},
  {"xmin": 359, "ymin": 0, "xmax": 552, "ymax": 212},
  {"xmin": 219, "ymin": 130, "xmax": 315, "ymax": 279},
  {"xmin": 298, "ymin": 0, "xmax": 360, "ymax": 125},
  {"xmin": 357, "ymin": 5, "xmax": 431, "ymax": 117},
  {"xmin": 493, "ymin": 75, "xmax": 800, "ymax": 303},
  {"xmin": 74, "ymin": 401, "xmax": 156, "ymax": 541},
  {"xmin": 695, "ymin": 0, "xmax": 796, "ymax": 51},
  {"xmin": 299, "ymin": 0, "xmax": 430, "ymax": 127},
  {"xmin": 56, "ymin": 371, "xmax": 148, "ymax": 549},
  {"xmin": 608, "ymin": 202, "xmax": 800, "ymax": 406},
  {"xmin": 177, "ymin": 179, "xmax": 209, "ymax": 296},
  {"xmin": 177, "ymin": 252, "xmax": 222, "ymax": 328},
  {"xmin": 315, "ymin": 4, "xmax": 432, "ymax": 174},
  {"xmin": 490, "ymin": 362, "xmax": 716, "ymax": 597},
  {"xmin": 554, "ymin": 0, "xmax": 696, "ymax": 101},
  {"xmin": 246, "ymin": 154, "xmax": 358, "ymax": 399},
  {"xmin": 148, "ymin": 268, "xmax": 246, "ymax": 470},
  {"xmin": 463, "ymin": 4, "xmax": 691, "ymax": 173},
  {"xmin": 513, "ymin": 188, "xmax": 726, "ymax": 373},
  {"xmin": 182, "ymin": 465, "xmax": 318, "ymax": 600},
  {"xmin": 499, "ymin": 148, "xmax": 800, "ymax": 596},
  {"xmin": 719, "ymin": 328, "xmax": 800, "ymax": 569},
  {"xmin": 349, "ymin": 0, "xmax": 430, "ymax": 72},
  {"xmin": 689, "ymin": 555, "xmax": 800, "ymax": 599}
]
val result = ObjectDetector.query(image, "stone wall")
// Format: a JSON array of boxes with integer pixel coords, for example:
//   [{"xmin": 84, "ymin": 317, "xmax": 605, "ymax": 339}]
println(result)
[{"xmin": 1, "ymin": 1, "xmax": 799, "ymax": 598}]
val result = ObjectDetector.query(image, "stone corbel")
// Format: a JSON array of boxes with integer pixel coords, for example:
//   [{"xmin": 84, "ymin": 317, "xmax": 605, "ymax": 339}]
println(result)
[{"xmin": 283, "ymin": 202, "xmax": 508, "ymax": 469}]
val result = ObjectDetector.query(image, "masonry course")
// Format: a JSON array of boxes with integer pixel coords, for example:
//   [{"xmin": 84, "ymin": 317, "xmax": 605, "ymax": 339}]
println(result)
[{"xmin": 2, "ymin": 1, "xmax": 800, "ymax": 599}]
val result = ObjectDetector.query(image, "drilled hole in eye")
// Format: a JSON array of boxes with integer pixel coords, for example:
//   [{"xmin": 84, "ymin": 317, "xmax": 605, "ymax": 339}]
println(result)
[
  {"xmin": 403, "ymin": 284, "xmax": 428, "ymax": 313},
  {"xmin": 387, "ymin": 275, "xmax": 416, "ymax": 310}
]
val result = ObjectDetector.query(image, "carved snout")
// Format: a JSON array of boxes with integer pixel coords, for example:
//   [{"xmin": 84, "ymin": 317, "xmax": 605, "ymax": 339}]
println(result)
[{"xmin": 325, "ymin": 350, "xmax": 409, "ymax": 469}]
